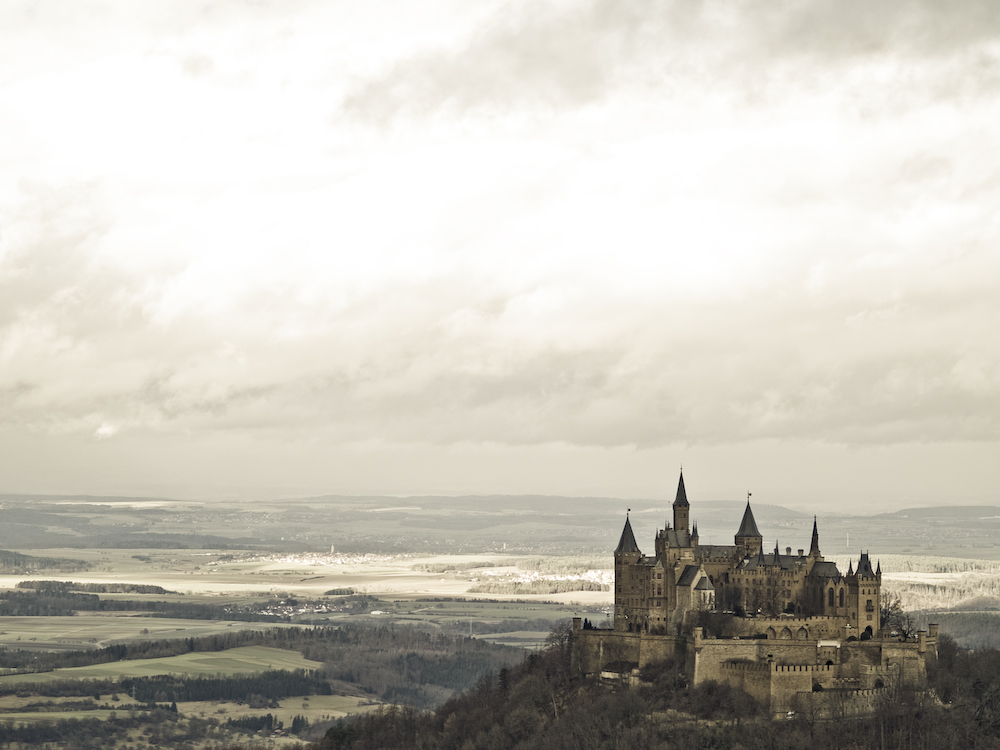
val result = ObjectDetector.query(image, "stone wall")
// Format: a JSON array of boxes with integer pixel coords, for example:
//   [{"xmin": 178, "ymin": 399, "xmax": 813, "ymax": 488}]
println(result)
[
  {"xmin": 572, "ymin": 624, "xmax": 682, "ymax": 677},
  {"xmin": 572, "ymin": 618, "xmax": 937, "ymax": 717}
]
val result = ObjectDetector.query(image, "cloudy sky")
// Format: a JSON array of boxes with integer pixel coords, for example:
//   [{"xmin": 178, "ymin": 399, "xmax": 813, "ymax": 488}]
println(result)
[{"xmin": 1, "ymin": 0, "xmax": 998, "ymax": 511}]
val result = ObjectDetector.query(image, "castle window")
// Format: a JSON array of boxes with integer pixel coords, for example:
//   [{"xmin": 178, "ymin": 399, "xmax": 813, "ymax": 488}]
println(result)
[
  {"xmin": 865, "ymin": 599, "xmax": 874, "ymax": 612},
  {"xmin": 839, "ymin": 589, "xmax": 844, "ymax": 607},
  {"xmin": 828, "ymin": 588, "xmax": 834, "ymax": 607},
  {"xmin": 657, "ymin": 586, "xmax": 662, "ymax": 596}
]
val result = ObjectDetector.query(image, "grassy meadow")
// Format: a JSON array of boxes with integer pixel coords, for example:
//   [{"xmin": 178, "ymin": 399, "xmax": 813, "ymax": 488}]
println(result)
[{"xmin": 0, "ymin": 646, "xmax": 322, "ymax": 685}]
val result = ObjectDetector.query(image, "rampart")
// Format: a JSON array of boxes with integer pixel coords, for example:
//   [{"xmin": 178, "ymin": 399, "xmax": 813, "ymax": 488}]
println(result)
[{"xmin": 571, "ymin": 618, "xmax": 936, "ymax": 716}]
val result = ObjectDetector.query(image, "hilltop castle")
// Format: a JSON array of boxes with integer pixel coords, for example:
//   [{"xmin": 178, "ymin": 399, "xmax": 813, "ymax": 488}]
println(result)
[
  {"xmin": 572, "ymin": 472, "xmax": 938, "ymax": 717},
  {"xmin": 614, "ymin": 471, "xmax": 882, "ymax": 638}
]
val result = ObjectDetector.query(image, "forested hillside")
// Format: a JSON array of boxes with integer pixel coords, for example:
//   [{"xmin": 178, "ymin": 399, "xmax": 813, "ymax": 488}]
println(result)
[{"xmin": 306, "ymin": 628, "xmax": 1000, "ymax": 750}]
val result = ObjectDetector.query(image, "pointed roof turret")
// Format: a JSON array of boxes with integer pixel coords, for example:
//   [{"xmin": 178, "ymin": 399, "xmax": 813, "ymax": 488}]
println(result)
[
  {"xmin": 615, "ymin": 516, "xmax": 640, "ymax": 555},
  {"xmin": 876, "ymin": 560, "xmax": 882, "ymax": 575},
  {"xmin": 692, "ymin": 521, "xmax": 699, "ymax": 538},
  {"xmin": 857, "ymin": 551, "xmax": 875, "ymax": 577},
  {"xmin": 736, "ymin": 502, "xmax": 762, "ymax": 538},
  {"xmin": 809, "ymin": 516, "xmax": 821, "ymax": 555},
  {"xmin": 673, "ymin": 471, "xmax": 689, "ymax": 507},
  {"xmin": 847, "ymin": 560, "xmax": 854, "ymax": 576}
]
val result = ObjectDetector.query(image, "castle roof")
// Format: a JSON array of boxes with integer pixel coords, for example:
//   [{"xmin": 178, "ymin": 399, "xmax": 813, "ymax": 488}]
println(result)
[
  {"xmin": 673, "ymin": 471, "xmax": 689, "ymax": 507},
  {"xmin": 615, "ymin": 516, "xmax": 640, "ymax": 555},
  {"xmin": 695, "ymin": 577, "xmax": 715, "ymax": 592},
  {"xmin": 742, "ymin": 552, "xmax": 796, "ymax": 571},
  {"xmin": 697, "ymin": 545, "xmax": 733, "ymax": 560},
  {"xmin": 736, "ymin": 502, "xmax": 762, "ymax": 538},
  {"xmin": 677, "ymin": 564, "xmax": 701, "ymax": 586},
  {"xmin": 811, "ymin": 561, "xmax": 841, "ymax": 578},
  {"xmin": 663, "ymin": 528, "xmax": 690, "ymax": 547},
  {"xmin": 856, "ymin": 551, "xmax": 876, "ymax": 577}
]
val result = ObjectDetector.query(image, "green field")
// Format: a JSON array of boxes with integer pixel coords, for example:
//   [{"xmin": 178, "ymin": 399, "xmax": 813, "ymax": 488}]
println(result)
[
  {"xmin": 0, "ymin": 614, "xmax": 291, "ymax": 650},
  {"xmin": 0, "ymin": 646, "xmax": 323, "ymax": 685},
  {"xmin": 181, "ymin": 693, "xmax": 381, "ymax": 723}
]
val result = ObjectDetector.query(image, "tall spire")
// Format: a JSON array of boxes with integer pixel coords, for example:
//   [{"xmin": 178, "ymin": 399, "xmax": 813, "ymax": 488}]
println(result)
[
  {"xmin": 673, "ymin": 470, "xmax": 689, "ymax": 507},
  {"xmin": 809, "ymin": 516, "xmax": 821, "ymax": 556},
  {"xmin": 672, "ymin": 470, "xmax": 690, "ymax": 535}
]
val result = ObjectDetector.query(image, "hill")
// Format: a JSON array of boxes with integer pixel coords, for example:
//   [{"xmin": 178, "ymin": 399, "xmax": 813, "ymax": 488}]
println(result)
[{"xmin": 310, "ymin": 627, "xmax": 1000, "ymax": 750}]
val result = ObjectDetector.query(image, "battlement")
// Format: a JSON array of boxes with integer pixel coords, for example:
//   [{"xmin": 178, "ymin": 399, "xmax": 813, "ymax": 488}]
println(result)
[
  {"xmin": 773, "ymin": 663, "xmax": 833, "ymax": 673},
  {"xmin": 720, "ymin": 661, "xmax": 835, "ymax": 674},
  {"xmin": 720, "ymin": 661, "xmax": 770, "ymax": 673},
  {"xmin": 750, "ymin": 615, "xmax": 846, "ymax": 626}
]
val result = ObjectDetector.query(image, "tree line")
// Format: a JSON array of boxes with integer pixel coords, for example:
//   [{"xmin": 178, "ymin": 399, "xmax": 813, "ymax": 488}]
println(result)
[
  {"xmin": 15, "ymin": 580, "xmax": 171, "ymax": 594},
  {"xmin": 301, "ymin": 625, "xmax": 1000, "ymax": 750}
]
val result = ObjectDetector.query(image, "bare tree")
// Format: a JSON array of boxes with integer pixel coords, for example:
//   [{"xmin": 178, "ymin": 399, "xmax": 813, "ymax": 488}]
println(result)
[{"xmin": 881, "ymin": 591, "xmax": 916, "ymax": 639}]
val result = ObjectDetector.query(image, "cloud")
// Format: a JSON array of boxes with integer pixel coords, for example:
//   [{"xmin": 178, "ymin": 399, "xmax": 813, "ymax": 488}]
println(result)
[
  {"xmin": 2, "ymin": 182, "xmax": 998, "ymax": 451},
  {"xmin": 1, "ymin": 1, "xmax": 999, "ymax": 503},
  {"xmin": 94, "ymin": 422, "xmax": 118, "ymax": 439},
  {"xmin": 341, "ymin": 0, "xmax": 1000, "ymax": 122}
]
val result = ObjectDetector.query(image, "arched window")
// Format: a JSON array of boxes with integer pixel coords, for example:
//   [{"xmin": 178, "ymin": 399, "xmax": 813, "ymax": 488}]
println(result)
[
  {"xmin": 839, "ymin": 589, "xmax": 844, "ymax": 607},
  {"xmin": 865, "ymin": 599, "xmax": 874, "ymax": 612},
  {"xmin": 828, "ymin": 588, "xmax": 834, "ymax": 607}
]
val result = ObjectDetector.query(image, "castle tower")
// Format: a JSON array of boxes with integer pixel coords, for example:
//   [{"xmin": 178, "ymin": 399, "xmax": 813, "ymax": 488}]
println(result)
[
  {"xmin": 735, "ymin": 500, "xmax": 763, "ymax": 558},
  {"xmin": 672, "ymin": 471, "xmax": 690, "ymax": 537},
  {"xmin": 849, "ymin": 551, "xmax": 881, "ymax": 638},
  {"xmin": 614, "ymin": 515, "xmax": 643, "ymax": 631}
]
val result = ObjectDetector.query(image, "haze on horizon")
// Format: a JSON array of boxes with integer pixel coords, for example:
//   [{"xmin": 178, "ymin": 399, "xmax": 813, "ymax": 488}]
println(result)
[{"xmin": 1, "ymin": 1, "xmax": 998, "ymax": 513}]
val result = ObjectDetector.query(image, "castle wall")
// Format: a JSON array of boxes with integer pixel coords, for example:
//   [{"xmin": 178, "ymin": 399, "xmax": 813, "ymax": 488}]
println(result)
[
  {"xmin": 572, "ymin": 626, "xmax": 682, "ymax": 677},
  {"xmin": 574, "ymin": 620, "xmax": 936, "ymax": 718},
  {"xmin": 687, "ymin": 631, "xmax": 831, "ymax": 685}
]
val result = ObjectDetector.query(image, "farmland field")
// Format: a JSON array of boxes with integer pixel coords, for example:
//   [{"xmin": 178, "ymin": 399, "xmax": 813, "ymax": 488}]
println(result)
[
  {"xmin": 0, "ymin": 646, "xmax": 323, "ymax": 685},
  {"xmin": 0, "ymin": 614, "xmax": 291, "ymax": 651}
]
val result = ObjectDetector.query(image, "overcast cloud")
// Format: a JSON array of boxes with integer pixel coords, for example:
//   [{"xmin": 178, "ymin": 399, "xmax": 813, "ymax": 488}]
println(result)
[{"xmin": 1, "ymin": 1, "xmax": 998, "ymax": 509}]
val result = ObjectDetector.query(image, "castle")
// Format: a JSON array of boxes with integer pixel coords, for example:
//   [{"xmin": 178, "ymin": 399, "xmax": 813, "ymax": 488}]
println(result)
[
  {"xmin": 614, "ymin": 471, "xmax": 882, "ymax": 638},
  {"xmin": 572, "ymin": 472, "xmax": 938, "ymax": 717}
]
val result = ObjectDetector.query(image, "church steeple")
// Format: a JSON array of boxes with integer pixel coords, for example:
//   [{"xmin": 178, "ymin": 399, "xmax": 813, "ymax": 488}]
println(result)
[
  {"xmin": 809, "ymin": 516, "xmax": 821, "ymax": 557},
  {"xmin": 672, "ymin": 471, "xmax": 690, "ymax": 535}
]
